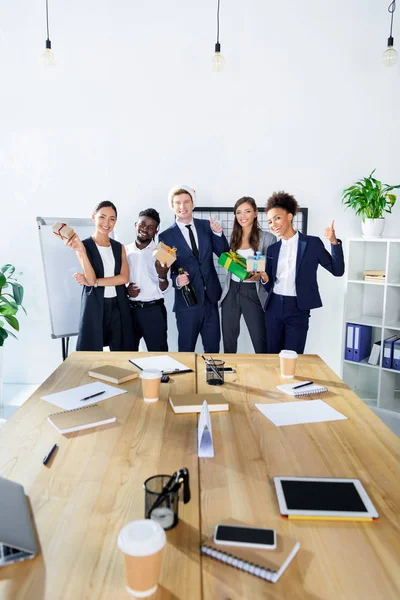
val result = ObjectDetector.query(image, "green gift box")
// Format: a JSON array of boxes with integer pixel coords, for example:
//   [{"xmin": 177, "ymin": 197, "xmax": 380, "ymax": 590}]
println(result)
[{"xmin": 218, "ymin": 251, "xmax": 250, "ymax": 281}]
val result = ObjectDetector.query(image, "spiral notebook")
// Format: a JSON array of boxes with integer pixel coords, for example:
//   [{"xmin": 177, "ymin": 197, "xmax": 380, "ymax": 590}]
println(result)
[
  {"xmin": 201, "ymin": 519, "xmax": 300, "ymax": 584},
  {"xmin": 276, "ymin": 382, "xmax": 328, "ymax": 397},
  {"xmin": 47, "ymin": 404, "xmax": 116, "ymax": 434}
]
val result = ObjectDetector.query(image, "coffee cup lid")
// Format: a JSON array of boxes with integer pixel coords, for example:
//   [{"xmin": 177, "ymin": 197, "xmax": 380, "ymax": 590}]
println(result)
[
  {"xmin": 140, "ymin": 369, "xmax": 162, "ymax": 380},
  {"xmin": 118, "ymin": 519, "xmax": 166, "ymax": 556},
  {"xmin": 279, "ymin": 350, "xmax": 298, "ymax": 359}
]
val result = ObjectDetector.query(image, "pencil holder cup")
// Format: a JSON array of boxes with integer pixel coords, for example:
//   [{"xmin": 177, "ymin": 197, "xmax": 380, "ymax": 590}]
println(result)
[
  {"xmin": 206, "ymin": 360, "xmax": 225, "ymax": 386},
  {"xmin": 144, "ymin": 469, "xmax": 190, "ymax": 531}
]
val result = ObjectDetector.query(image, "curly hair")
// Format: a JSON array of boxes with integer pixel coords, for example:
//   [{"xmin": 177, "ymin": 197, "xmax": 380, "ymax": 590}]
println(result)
[
  {"xmin": 138, "ymin": 208, "xmax": 160, "ymax": 226},
  {"xmin": 265, "ymin": 191, "xmax": 299, "ymax": 216}
]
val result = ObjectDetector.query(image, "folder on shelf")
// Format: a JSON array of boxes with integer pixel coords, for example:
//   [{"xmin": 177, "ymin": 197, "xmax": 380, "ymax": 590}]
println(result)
[
  {"xmin": 345, "ymin": 323, "xmax": 355, "ymax": 361},
  {"xmin": 391, "ymin": 338, "xmax": 400, "ymax": 371},
  {"xmin": 383, "ymin": 335, "xmax": 399, "ymax": 369},
  {"xmin": 353, "ymin": 325, "xmax": 372, "ymax": 363},
  {"xmin": 368, "ymin": 341, "xmax": 381, "ymax": 366}
]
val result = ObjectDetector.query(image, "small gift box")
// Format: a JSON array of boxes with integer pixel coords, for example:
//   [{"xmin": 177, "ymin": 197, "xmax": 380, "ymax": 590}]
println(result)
[
  {"xmin": 153, "ymin": 242, "xmax": 177, "ymax": 267},
  {"xmin": 218, "ymin": 251, "xmax": 249, "ymax": 281},
  {"xmin": 52, "ymin": 222, "xmax": 75, "ymax": 241},
  {"xmin": 246, "ymin": 251, "xmax": 266, "ymax": 272}
]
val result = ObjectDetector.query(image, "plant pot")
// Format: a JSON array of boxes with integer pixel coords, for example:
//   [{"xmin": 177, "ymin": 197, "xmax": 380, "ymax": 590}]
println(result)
[{"xmin": 361, "ymin": 218, "xmax": 385, "ymax": 238}]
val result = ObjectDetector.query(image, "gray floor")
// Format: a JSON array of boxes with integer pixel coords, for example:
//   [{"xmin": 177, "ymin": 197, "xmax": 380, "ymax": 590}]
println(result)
[{"xmin": 1, "ymin": 383, "xmax": 400, "ymax": 437}]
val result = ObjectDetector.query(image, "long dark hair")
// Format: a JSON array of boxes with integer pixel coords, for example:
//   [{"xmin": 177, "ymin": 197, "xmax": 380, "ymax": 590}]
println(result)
[
  {"xmin": 230, "ymin": 197, "xmax": 260, "ymax": 252},
  {"xmin": 93, "ymin": 200, "xmax": 118, "ymax": 218}
]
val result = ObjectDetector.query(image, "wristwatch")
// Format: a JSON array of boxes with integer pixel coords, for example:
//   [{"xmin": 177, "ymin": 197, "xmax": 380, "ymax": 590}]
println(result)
[
  {"xmin": 158, "ymin": 277, "xmax": 167, "ymax": 283},
  {"xmin": 94, "ymin": 279, "xmax": 98, "ymax": 288}
]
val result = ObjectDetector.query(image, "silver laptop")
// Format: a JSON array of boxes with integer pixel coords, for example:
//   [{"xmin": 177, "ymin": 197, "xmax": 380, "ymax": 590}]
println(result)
[{"xmin": 0, "ymin": 476, "xmax": 38, "ymax": 566}]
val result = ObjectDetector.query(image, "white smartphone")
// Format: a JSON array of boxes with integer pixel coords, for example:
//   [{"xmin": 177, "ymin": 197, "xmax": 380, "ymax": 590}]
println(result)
[{"xmin": 213, "ymin": 524, "xmax": 276, "ymax": 550}]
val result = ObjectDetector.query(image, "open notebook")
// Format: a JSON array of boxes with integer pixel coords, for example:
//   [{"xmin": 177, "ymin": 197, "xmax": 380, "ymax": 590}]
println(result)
[{"xmin": 201, "ymin": 519, "xmax": 300, "ymax": 584}]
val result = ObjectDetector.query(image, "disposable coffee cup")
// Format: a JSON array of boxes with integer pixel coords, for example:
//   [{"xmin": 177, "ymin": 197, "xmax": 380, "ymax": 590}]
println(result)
[
  {"xmin": 279, "ymin": 350, "xmax": 298, "ymax": 378},
  {"xmin": 140, "ymin": 369, "xmax": 162, "ymax": 403},
  {"xmin": 118, "ymin": 519, "xmax": 166, "ymax": 598}
]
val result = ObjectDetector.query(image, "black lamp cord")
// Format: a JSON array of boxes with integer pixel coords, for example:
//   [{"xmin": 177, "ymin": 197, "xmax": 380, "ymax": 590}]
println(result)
[
  {"xmin": 215, "ymin": 0, "xmax": 221, "ymax": 52},
  {"xmin": 45, "ymin": 0, "xmax": 50, "ymax": 43},
  {"xmin": 388, "ymin": 1, "xmax": 396, "ymax": 44}
]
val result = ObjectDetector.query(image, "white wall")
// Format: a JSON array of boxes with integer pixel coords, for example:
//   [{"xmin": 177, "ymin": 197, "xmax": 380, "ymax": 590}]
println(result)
[{"xmin": 1, "ymin": 0, "xmax": 399, "ymax": 384}]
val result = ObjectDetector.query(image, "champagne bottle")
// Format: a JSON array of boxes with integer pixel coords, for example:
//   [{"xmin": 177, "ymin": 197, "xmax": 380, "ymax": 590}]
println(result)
[{"xmin": 177, "ymin": 267, "xmax": 197, "ymax": 307}]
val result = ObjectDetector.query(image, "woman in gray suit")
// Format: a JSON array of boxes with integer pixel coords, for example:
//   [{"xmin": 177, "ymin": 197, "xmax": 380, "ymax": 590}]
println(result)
[{"xmin": 220, "ymin": 197, "xmax": 275, "ymax": 353}]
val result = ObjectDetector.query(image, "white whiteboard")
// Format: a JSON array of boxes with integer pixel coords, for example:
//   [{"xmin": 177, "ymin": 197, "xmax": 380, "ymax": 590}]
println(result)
[{"xmin": 37, "ymin": 217, "xmax": 113, "ymax": 339}]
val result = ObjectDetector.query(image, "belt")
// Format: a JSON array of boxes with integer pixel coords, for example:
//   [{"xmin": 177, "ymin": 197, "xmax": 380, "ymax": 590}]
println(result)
[{"xmin": 129, "ymin": 298, "xmax": 164, "ymax": 308}]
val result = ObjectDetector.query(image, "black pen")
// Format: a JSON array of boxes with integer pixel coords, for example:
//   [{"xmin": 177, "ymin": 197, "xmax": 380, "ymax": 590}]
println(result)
[
  {"xmin": 80, "ymin": 390, "xmax": 106, "ymax": 401},
  {"xmin": 43, "ymin": 443, "xmax": 57, "ymax": 466},
  {"xmin": 293, "ymin": 381, "xmax": 314, "ymax": 389}
]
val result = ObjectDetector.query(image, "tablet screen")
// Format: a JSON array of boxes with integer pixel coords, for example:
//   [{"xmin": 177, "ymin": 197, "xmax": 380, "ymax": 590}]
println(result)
[{"xmin": 281, "ymin": 480, "xmax": 368, "ymax": 513}]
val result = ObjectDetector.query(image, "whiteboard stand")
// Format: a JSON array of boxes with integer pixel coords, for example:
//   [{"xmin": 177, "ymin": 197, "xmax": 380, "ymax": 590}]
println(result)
[{"xmin": 37, "ymin": 216, "xmax": 107, "ymax": 360}]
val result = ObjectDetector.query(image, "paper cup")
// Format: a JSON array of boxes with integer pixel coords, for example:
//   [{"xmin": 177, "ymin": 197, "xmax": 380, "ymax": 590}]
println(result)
[
  {"xmin": 140, "ymin": 369, "xmax": 162, "ymax": 403},
  {"xmin": 279, "ymin": 350, "xmax": 298, "ymax": 378},
  {"xmin": 118, "ymin": 519, "xmax": 166, "ymax": 598}
]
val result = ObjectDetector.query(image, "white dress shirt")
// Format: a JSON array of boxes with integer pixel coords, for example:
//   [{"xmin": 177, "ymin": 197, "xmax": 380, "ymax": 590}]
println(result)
[
  {"xmin": 95, "ymin": 244, "xmax": 117, "ymax": 298},
  {"xmin": 273, "ymin": 232, "xmax": 299, "ymax": 297},
  {"xmin": 175, "ymin": 218, "xmax": 222, "ymax": 254},
  {"xmin": 125, "ymin": 240, "xmax": 171, "ymax": 302}
]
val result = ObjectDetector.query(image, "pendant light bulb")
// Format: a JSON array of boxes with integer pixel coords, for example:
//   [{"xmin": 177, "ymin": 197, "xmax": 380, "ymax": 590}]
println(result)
[
  {"xmin": 383, "ymin": 2, "xmax": 397, "ymax": 66},
  {"xmin": 212, "ymin": 42, "xmax": 225, "ymax": 72},
  {"xmin": 41, "ymin": 0, "xmax": 56, "ymax": 68},
  {"xmin": 41, "ymin": 40, "xmax": 56, "ymax": 68},
  {"xmin": 382, "ymin": 38, "xmax": 398, "ymax": 66}
]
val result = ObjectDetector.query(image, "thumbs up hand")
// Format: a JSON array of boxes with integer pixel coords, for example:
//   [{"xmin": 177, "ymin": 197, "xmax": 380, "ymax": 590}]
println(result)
[
  {"xmin": 324, "ymin": 220, "xmax": 338, "ymax": 245},
  {"xmin": 209, "ymin": 216, "xmax": 222, "ymax": 234}
]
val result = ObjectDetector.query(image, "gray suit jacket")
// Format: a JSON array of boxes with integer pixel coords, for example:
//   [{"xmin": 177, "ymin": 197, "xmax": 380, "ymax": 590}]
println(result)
[{"xmin": 219, "ymin": 229, "xmax": 276, "ymax": 307}]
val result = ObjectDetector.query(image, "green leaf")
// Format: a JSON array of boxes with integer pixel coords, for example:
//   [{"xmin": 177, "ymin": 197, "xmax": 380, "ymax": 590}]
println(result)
[
  {"xmin": 11, "ymin": 283, "xmax": 24, "ymax": 305},
  {"xmin": 4, "ymin": 315, "xmax": 19, "ymax": 330},
  {"xmin": 0, "ymin": 329, "xmax": 8, "ymax": 345},
  {"xmin": 0, "ymin": 264, "xmax": 13, "ymax": 274},
  {"xmin": 0, "ymin": 304, "xmax": 17, "ymax": 316}
]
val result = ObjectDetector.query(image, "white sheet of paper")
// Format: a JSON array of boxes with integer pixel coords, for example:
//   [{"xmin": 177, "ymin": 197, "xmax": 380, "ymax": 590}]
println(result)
[
  {"xmin": 198, "ymin": 400, "xmax": 214, "ymax": 457},
  {"xmin": 255, "ymin": 400, "xmax": 347, "ymax": 427},
  {"xmin": 129, "ymin": 355, "xmax": 191, "ymax": 374},
  {"xmin": 41, "ymin": 381, "xmax": 127, "ymax": 410}
]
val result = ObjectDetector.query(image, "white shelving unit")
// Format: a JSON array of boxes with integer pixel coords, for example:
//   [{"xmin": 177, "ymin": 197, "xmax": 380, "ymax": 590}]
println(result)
[{"xmin": 342, "ymin": 238, "xmax": 400, "ymax": 415}]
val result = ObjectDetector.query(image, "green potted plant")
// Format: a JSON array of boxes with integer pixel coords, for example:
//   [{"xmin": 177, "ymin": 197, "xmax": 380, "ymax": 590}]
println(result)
[
  {"xmin": 0, "ymin": 264, "xmax": 25, "ymax": 347},
  {"xmin": 341, "ymin": 169, "xmax": 400, "ymax": 237}
]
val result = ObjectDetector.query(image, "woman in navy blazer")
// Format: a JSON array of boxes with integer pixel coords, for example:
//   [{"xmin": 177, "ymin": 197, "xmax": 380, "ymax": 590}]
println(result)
[{"xmin": 260, "ymin": 191, "xmax": 345, "ymax": 354}]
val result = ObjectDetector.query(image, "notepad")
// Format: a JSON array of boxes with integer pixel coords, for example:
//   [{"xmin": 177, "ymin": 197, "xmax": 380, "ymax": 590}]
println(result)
[
  {"xmin": 255, "ymin": 400, "xmax": 347, "ymax": 427},
  {"xmin": 41, "ymin": 382, "xmax": 127, "ymax": 410},
  {"xmin": 88, "ymin": 365, "xmax": 139, "ymax": 384},
  {"xmin": 169, "ymin": 393, "xmax": 229, "ymax": 414},
  {"xmin": 276, "ymin": 382, "xmax": 328, "ymax": 397},
  {"xmin": 129, "ymin": 355, "xmax": 192, "ymax": 374},
  {"xmin": 47, "ymin": 404, "xmax": 116, "ymax": 434},
  {"xmin": 201, "ymin": 519, "xmax": 300, "ymax": 584}
]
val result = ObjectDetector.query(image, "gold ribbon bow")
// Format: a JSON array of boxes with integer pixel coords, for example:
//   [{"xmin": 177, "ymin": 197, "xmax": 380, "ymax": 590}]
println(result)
[{"xmin": 223, "ymin": 251, "xmax": 247, "ymax": 270}]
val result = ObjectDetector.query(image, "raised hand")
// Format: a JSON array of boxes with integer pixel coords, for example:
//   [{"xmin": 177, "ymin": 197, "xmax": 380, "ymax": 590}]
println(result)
[
  {"xmin": 155, "ymin": 259, "xmax": 169, "ymax": 279},
  {"xmin": 209, "ymin": 216, "xmax": 222, "ymax": 234},
  {"xmin": 127, "ymin": 282, "xmax": 141, "ymax": 298},
  {"xmin": 73, "ymin": 272, "xmax": 89, "ymax": 286},
  {"xmin": 324, "ymin": 220, "xmax": 338, "ymax": 245},
  {"xmin": 177, "ymin": 271, "xmax": 190, "ymax": 287},
  {"xmin": 66, "ymin": 233, "xmax": 85, "ymax": 253}
]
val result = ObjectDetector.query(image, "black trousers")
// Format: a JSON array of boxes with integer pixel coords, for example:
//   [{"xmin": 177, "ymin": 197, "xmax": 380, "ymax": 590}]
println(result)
[
  {"xmin": 129, "ymin": 299, "xmax": 168, "ymax": 352},
  {"xmin": 221, "ymin": 281, "xmax": 268, "ymax": 353},
  {"xmin": 176, "ymin": 299, "xmax": 220, "ymax": 353},
  {"xmin": 103, "ymin": 297, "xmax": 124, "ymax": 351},
  {"xmin": 264, "ymin": 293, "xmax": 310, "ymax": 354}
]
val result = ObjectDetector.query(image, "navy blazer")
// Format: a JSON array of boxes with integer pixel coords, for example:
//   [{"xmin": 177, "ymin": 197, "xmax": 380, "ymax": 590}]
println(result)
[
  {"xmin": 263, "ymin": 232, "xmax": 345, "ymax": 311},
  {"xmin": 159, "ymin": 219, "xmax": 229, "ymax": 312}
]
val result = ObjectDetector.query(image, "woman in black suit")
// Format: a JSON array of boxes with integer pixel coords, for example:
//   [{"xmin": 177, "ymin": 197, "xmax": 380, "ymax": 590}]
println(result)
[
  {"xmin": 260, "ymin": 191, "xmax": 344, "ymax": 354},
  {"xmin": 66, "ymin": 201, "xmax": 134, "ymax": 351}
]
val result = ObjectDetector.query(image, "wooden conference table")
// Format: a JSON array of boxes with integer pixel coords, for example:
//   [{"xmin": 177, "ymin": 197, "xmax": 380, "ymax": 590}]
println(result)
[{"xmin": 0, "ymin": 352, "xmax": 399, "ymax": 600}]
